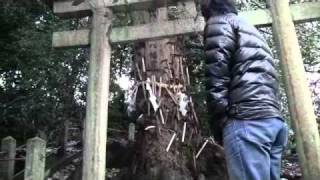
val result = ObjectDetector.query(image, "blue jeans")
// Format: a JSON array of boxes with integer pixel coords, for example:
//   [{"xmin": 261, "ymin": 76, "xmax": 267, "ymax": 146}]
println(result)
[{"xmin": 223, "ymin": 118, "xmax": 288, "ymax": 180}]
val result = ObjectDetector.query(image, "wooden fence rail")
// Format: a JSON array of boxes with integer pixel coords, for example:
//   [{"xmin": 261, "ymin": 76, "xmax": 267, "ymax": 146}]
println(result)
[{"xmin": 0, "ymin": 124, "xmax": 135, "ymax": 180}]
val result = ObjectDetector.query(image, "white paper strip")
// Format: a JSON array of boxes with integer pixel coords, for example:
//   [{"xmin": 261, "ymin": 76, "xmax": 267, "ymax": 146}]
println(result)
[
  {"xmin": 177, "ymin": 92, "xmax": 189, "ymax": 116},
  {"xmin": 127, "ymin": 86, "xmax": 138, "ymax": 116},
  {"xmin": 146, "ymin": 78, "xmax": 159, "ymax": 112}
]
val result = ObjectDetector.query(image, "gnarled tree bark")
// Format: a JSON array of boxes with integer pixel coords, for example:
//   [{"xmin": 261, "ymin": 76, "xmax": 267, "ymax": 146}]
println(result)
[{"xmin": 120, "ymin": 7, "xmax": 228, "ymax": 180}]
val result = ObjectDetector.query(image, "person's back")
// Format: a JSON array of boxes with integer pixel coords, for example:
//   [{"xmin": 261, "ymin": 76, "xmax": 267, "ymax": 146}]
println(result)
[
  {"xmin": 206, "ymin": 13, "xmax": 282, "ymax": 120},
  {"xmin": 201, "ymin": 0, "xmax": 288, "ymax": 180}
]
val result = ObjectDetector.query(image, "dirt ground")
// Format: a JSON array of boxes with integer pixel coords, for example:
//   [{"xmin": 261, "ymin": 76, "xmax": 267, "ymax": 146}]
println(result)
[{"xmin": 282, "ymin": 154, "xmax": 302, "ymax": 180}]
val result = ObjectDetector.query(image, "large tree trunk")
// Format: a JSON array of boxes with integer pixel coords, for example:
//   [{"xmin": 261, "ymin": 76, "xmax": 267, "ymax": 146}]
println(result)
[{"xmin": 123, "ymin": 7, "xmax": 228, "ymax": 180}]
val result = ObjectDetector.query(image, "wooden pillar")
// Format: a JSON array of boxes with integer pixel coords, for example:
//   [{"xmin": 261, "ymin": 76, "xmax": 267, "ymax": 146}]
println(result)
[
  {"xmin": 0, "ymin": 137, "xmax": 16, "ymax": 180},
  {"xmin": 24, "ymin": 137, "xmax": 46, "ymax": 180},
  {"xmin": 82, "ymin": 0, "xmax": 113, "ymax": 179},
  {"xmin": 267, "ymin": 0, "xmax": 320, "ymax": 179}
]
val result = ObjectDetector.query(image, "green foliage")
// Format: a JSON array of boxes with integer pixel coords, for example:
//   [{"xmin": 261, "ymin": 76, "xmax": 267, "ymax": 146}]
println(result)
[
  {"xmin": 0, "ymin": 0, "xmax": 87, "ymax": 141},
  {"xmin": 296, "ymin": 22, "xmax": 320, "ymax": 72},
  {"xmin": 182, "ymin": 35, "xmax": 212, "ymax": 134},
  {"xmin": 0, "ymin": 0, "xmax": 130, "ymax": 142}
]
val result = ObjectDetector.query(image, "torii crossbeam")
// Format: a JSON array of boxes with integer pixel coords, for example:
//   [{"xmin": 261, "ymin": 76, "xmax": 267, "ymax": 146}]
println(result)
[
  {"xmin": 50, "ymin": 0, "xmax": 320, "ymax": 180},
  {"xmin": 52, "ymin": 1, "xmax": 320, "ymax": 47}
]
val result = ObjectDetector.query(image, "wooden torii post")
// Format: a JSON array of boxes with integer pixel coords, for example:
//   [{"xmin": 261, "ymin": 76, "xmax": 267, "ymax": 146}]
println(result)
[
  {"xmin": 267, "ymin": 1, "xmax": 320, "ymax": 179},
  {"xmin": 51, "ymin": 0, "xmax": 320, "ymax": 179}
]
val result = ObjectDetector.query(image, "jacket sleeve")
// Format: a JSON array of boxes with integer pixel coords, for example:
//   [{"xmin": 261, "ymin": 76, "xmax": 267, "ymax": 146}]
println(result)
[{"xmin": 204, "ymin": 18, "xmax": 236, "ymax": 119}]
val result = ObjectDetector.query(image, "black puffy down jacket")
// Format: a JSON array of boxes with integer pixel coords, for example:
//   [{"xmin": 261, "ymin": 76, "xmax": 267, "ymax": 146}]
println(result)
[{"xmin": 204, "ymin": 13, "xmax": 282, "ymax": 125}]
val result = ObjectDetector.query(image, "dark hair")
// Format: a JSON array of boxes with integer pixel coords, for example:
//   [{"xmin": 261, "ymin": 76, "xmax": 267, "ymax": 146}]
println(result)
[{"xmin": 201, "ymin": 0, "xmax": 238, "ymax": 19}]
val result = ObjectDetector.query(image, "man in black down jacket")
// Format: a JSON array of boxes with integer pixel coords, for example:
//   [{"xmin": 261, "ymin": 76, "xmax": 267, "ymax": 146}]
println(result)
[{"xmin": 201, "ymin": 0, "xmax": 288, "ymax": 179}]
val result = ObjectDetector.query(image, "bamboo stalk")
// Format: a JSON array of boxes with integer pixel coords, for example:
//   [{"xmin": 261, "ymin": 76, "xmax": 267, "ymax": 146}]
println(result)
[
  {"xmin": 193, "ymin": 152, "xmax": 197, "ymax": 170},
  {"xmin": 177, "ymin": 107, "xmax": 181, "ymax": 121},
  {"xmin": 189, "ymin": 97, "xmax": 199, "ymax": 125},
  {"xmin": 159, "ymin": 109, "xmax": 165, "ymax": 124},
  {"xmin": 159, "ymin": 77, "xmax": 162, "ymax": 97},
  {"xmin": 165, "ymin": 109, "xmax": 169, "ymax": 124},
  {"xmin": 196, "ymin": 139, "xmax": 209, "ymax": 159},
  {"xmin": 176, "ymin": 55, "xmax": 180, "ymax": 80},
  {"xmin": 135, "ymin": 63, "xmax": 147, "ymax": 99},
  {"xmin": 152, "ymin": 75, "xmax": 156, "ymax": 94},
  {"xmin": 166, "ymin": 60, "xmax": 173, "ymax": 79},
  {"xmin": 135, "ymin": 63, "xmax": 142, "ymax": 80},
  {"xmin": 142, "ymin": 57, "xmax": 146, "ymax": 72},
  {"xmin": 182, "ymin": 122, "xmax": 187, "ymax": 142},
  {"xmin": 166, "ymin": 133, "xmax": 177, "ymax": 152},
  {"xmin": 145, "ymin": 126, "xmax": 156, "ymax": 131},
  {"xmin": 180, "ymin": 57, "xmax": 185, "ymax": 84},
  {"xmin": 148, "ymin": 101, "xmax": 151, "ymax": 116},
  {"xmin": 186, "ymin": 67, "xmax": 190, "ymax": 85}
]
